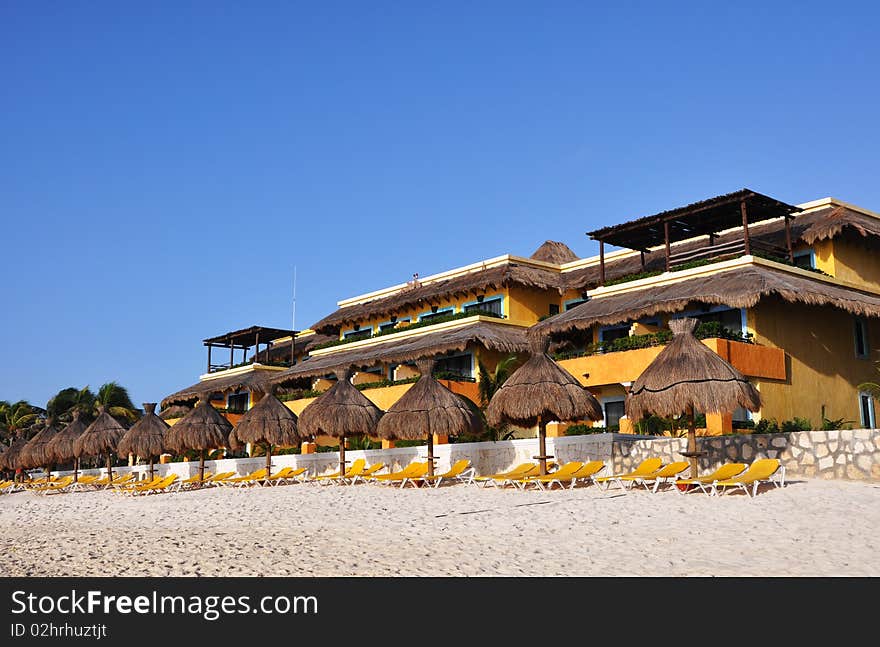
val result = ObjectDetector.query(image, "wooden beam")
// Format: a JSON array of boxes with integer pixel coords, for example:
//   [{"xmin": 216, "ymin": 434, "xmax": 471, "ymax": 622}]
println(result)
[
  {"xmin": 255, "ymin": 331, "xmax": 260, "ymax": 364},
  {"xmin": 207, "ymin": 344, "xmax": 212, "ymax": 373},
  {"xmin": 664, "ymin": 221, "xmax": 671, "ymax": 272},
  {"xmin": 598, "ymin": 240, "xmax": 606, "ymax": 286},
  {"xmin": 640, "ymin": 251, "xmax": 646, "ymax": 271},
  {"xmin": 229, "ymin": 336, "xmax": 234, "ymax": 369},
  {"xmin": 740, "ymin": 200, "xmax": 751, "ymax": 256},
  {"xmin": 784, "ymin": 216, "xmax": 794, "ymax": 263}
]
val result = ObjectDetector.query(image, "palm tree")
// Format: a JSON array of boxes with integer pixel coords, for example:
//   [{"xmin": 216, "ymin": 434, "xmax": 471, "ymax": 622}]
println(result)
[
  {"xmin": 476, "ymin": 354, "xmax": 519, "ymax": 441},
  {"xmin": 47, "ymin": 386, "xmax": 96, "ymax": 422},
  {"xmin": 0, "ymin": 400, "xmax": 39, "ymax": 443},
  {"xmin": 94, "ymin": 382, "xmax": 139, "ymax": 423}
]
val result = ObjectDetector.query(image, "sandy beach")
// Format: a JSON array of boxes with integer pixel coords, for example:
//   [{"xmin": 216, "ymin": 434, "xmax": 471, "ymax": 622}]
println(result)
[{"xmin": 1, "ymin": 477, "xmax": 877, "ymax": 577}]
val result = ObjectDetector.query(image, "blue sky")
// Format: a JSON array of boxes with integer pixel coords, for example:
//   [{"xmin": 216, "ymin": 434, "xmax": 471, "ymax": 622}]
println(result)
[{"xmin": 2, "ymin": 1, "xmax": 878, "ymax": 409}]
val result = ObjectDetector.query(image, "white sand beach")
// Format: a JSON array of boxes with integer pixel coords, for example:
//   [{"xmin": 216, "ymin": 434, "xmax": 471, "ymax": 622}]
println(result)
[{"xmin": 1, "ymin": 478, "xmax": 877, "ymax": 577}]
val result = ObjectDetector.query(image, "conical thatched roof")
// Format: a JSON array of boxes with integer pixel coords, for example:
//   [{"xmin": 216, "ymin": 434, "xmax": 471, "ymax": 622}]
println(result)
[
  {"xmin": 117, "ymin": 403, "xmax": 170, "ymax": 459},
  {"xmin": 0, "ymin": 437, "xmax": 29, "ymax": 471},
  {"xmin": 74, "ymin": 406, "xmax": 125, "ymax": 458},
  {"xmin": 376, "ymin": 359, "xmax": 481, "ymax": 441},
  {"xmin": 298, "ymin": 367, "xmax": 383, "ymax": 439},
  {"xmin": 487, "ymin": 336, "xmax": 602, "ymax": 427},
  {"xmin": 530, "ymin": 240, "xmax": 579, "ymax": 264},
  {"xmin": 165, "ymin": 396, "xmax": 233, "ymax": 452},
  {"xmin": 45, "ymin": 412, "xmax": 87, "ymax": 464},
  {"xmin": 20, "ymin": 419, "xmax": 60, "ymax": 469},
  {"xmin": 229, "ymin": 390, "xmax": 301, "ymax": 450},
  {"xmin": 626, "ymin": 317, "xmax": 762, "ymax": 420},
  {"xmin": 159, "ymin": 404, "xmax": 193, "ymax": 420}
]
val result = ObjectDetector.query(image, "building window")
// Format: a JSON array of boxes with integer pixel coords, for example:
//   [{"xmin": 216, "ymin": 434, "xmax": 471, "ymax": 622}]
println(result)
[
  {"xmin": 435, "ymin": 353, "xmax": 472, "ymax": 379},
  {"xmin": 854, "ymin": 317, "xmax": 870, "ymax": 359},
  {"xmin": 549, "ymin": 304, "xmax": 560, "ymax": 316},
  {"xmin": 603, "ymin": 399, "xmax": 625, "ymax": 430},
  {"xmin": 464, "ymin": 297, "xmax": 503, "ymax": 317},
  {"xmin": 379, "ymin": 318, "xmax": 409, "ymax": 333},
  {"xmin": 227, "ymin": 392, "xmax": 249, "ymax": 413},
  {"xmin": 564, "ymin": 299, "xmax": 588, "ymax": 311},
  {"xmin": 343, "ymin": 328, "xmax": 372, "ymax": 341},
  {"xmin": 600, "ymin": 325, "xmax": 630, "ymax": 343},
  {"xmin": 860, "ymin": 392, "xmax": 876, "ymax": 428},
  {"xmin": 793, "ymin": 249, "xmax": 815, "ymax": 269},
  {"xmin": 419, "ymin": 307, "xmax": 454, "ymax": 322}
]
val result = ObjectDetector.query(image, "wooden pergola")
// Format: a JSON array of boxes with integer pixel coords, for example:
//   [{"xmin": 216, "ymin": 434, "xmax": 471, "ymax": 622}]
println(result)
[
  {"xmin": 587, "ymin": 189, "xmax": 802, "ymax": 286},
  {"xmin": 204, "ymin": 325, "xmax": 298, "ymax": 374}
]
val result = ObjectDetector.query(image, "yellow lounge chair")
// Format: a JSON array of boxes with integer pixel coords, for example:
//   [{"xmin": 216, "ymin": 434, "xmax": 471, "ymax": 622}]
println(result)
[
  {"xmin": 201, "ymin": 471, "xmax": 236, "ymax": 486},
  {"xmin": 32, "ymin": 475, "xmax": 75, "ymax": 494},
  {"xmin": 314, "ymin": 459, "xmax": 366, "ymax": 485},
  {"xmin": 215, "ymin": 468, "xmax": 269, "ymax": 487},
  {"xmin": 630, "ymin": 461, "xmax": 690, "ymax": 493},
  {"xmin": 263, "ymin": 466, "xmax": 308, "ymax": 486},
  {"xmin": 711, "ymin": 459, "xmax": 783, "ymax": 498},
  {"xmin": 473, "ymin": 463, "xmax": 540, "ymax": 488},
  {"xmin": 515, "ymin": 461, "xmax": 584, "ymax": 490},
  {"xmin": 370, "ymin": 462, "xmax": 428, "ymax": 488},
  {"xmin": 563, "ymin": 461, "xmax": 608, "ymax": 489},
  {"xmin": 113, "ymin": 475, "xmax": 164, "ymax": 493},
  {"xmin": 93, "ymin": 473, "xmax": 136, "ymax": 490},
  {"xmin": 672, "ymin": 463, "xmax": 747, "ymax": 495},
  {"xmin": 415, "ymin": 460, "xmax": 475, "ymax": 488},
  {"xmin": 594, "ymin": 458, "xmax": 664, "ymax": 491},
  {"xmin": 174, "ymin": 471, "xmax": 215, "ymax": 491},
  {"xmin": 349, "ymin": 463, "xmax": 384, "ymax": 485},
  {"xmin": 129, "ymin": 474, "xmax": 179, "ymax": 496}
]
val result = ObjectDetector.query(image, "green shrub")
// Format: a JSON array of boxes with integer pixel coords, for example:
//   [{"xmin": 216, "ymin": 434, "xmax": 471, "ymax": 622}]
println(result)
[
  {"xmin": 753, "ymin": 418, "xmax": 779, "ymax": 434},
  {"xmin": 781, "ymin": 417, "xmax": 812, "ymax": 433},
  {"xmin": 564, "ymin": 424, "xmax": 604, "ymax": 436}
]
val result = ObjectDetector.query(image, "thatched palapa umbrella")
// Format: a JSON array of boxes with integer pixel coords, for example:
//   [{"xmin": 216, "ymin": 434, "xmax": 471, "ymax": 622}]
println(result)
[
  {"xmin": 117, "ymin": 403, "xmax": 170, "ymax": 481},
  {"xmin": 487, "ymin": 335, "xmax": 602, "ymax": 475},
  {"xmin": 166, "ymin": 395, "xmax": 233, "ymax": 482},
  {"xmin": 626, "ymin": 317, "xmax": 761, "ymax": 477},
  {"xmin": 229, "ymin": 387, "xmax": 301, "ymax": 476},
  {"xmin": 45, "ymin": 410, "xmax": 88, "ymax": 482},
  {"xmin": 0, "ymin": 437, "xmax": 29, "ymax": 480},
  {"xmin": 299, "ymin": 367, "xmax": 383, "ymax": 477},
  {"xmin": 376, "ymin": 358, "xmax": 481, "ymax": 476},
  {"xmin": 74, "ymin": 405, "xmax": 126, "ymax": 482},
  {"xmin": 21, "ymin": 418, "xmax": 61, "ymax": 477}
]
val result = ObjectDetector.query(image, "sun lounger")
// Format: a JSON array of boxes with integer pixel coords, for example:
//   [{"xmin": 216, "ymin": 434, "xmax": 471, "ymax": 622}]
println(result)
[
  {"xmin": 593, "ymin": 458, "xmax": 664, "ymax": 491},
  {"xmin": 672, "ymin": 463, "xmax": 747, "ymax": 495},
  {"xmin": 113, "ymin": 475, "xmax": 163, "ymax": 493},
  {"xmin": 414, "ymin": 460, "xmax": 475, "ymax": 488},
  {"xmin": 348, "ymin": 463, "xmax": 384, "ymax": 485},
  {"xmin": 369, "ymin": 462, "xmax": 429, "ymax": 488},
  {"xmin": 473, "ymin": 463, "xmax": 540, "ymax": 488},
  {"xmin": 128, "ymin": 474, "xmax": 179, "ymax": 496},
  {"xmin": 514, "ymin": 461, "xmax": 584, "ymax": 490},
  {"xmin": 174, "ymin": 472, "xmax": 215, "ymax": 491},
  {"xmin": 630, "ymin": 461, "xmax": 690, "ymax": 493},
  {"xmin": 313, "ymin": 459, "xmax": 366, "ymax": 485},
  {"xmin": 201, "ymin": 471, "xmax": 236, "ymax": 486},
  {"xmin": 711, "ymin": 459, "xmax": 783, "ymax": 498},
  {"xmin": 214, "ymin": 468, "xmax": 269, "ymax": 487},
  {"xmin": 31, "ymin": 475, "xmax": 75, "ymax": 494}
]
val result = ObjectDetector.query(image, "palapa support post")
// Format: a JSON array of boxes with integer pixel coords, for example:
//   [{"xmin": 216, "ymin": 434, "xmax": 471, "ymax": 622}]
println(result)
[
  {"xmin": 106, "ymin": 452, "xmax": 114, "ymax": 483},
  {"xmin": 687, "ymin": 406, "xmax": 698, "ymax": 478},
  {"xmin": 265, "ymin": 443, "xmax": 272, "ymax": 477},
  {"xmin": 536, "ymin": 415, "xmax": 548, "ymax": 476},
  {"xmin": 73, "ymin": 457, "xmax": 79, "ymax": 483},
  {"xmin": 740, "ymin": 199, "xmax": 751, "ymax": 256},
  {"xmin": 426, "ymin": 432, "xmax": 435, "ymax": 477},
  {"xmin": 149, "ymin": 456, "xmax": 155, "ymax": 481},
  {"xmin": 339, "ymin": 434, "xmax": 346, "ymax": 476},
  {"xmin": 199, "ymin": 449, "xmax": 206, "ymax": 482}
]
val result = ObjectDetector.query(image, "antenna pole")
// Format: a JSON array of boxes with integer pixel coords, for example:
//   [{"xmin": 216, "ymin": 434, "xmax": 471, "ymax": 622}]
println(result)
[{"xmin": 291, "ymin": 266, "xmax": 297, "ymax": 366}]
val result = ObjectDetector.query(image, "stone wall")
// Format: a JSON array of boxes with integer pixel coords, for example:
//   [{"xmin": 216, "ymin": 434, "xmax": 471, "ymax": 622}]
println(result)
[{"xmin": 55, "ymin": 429, "xmax": 879, "ymax": 482}]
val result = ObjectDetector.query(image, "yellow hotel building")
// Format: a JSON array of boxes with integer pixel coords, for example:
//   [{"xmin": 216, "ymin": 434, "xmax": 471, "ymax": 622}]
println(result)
[{"xmin": 161, "ymin": 189, "xmax": 880, "ymax": 440}]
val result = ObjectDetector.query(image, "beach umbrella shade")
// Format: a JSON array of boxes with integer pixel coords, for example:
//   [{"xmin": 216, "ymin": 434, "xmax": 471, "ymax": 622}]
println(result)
[
  {"xmin": 626, "ymin": 317, "xmax": 762, "ymax": 478},
  {"xmin": 159, "ymin": 404, "xmax": 193, "ymax": 421},
  {"xmin": 0, "ymin": 437, "xmax": 30, "ymax": 480},
  {"xmin": 376, "ymin": 358, "xmax": 481, "ymax": 476},
  {"xmin": 165, "ymin": 395, "xmax": 233, "ymax": 482},
  {"xmin": 74, "ymin": 405, "xmax": 126, "ymax": 482},
  {"xmin": 45, "ymin": 411, "xmax": 88, "ymax": 482},
  {"xmin": 117, "ymin": 403, "xmax": 170, "ymax": 481},
  {"xmin": 299, "ymin": 367, "xmax": 383, "ymax": 477},
  {"xmin": 229, "ymin": 387, "xmax": 301, "ymax": 477},
  {"xmin": 20, "ymin": 418, "xmax": 61, "ymax": 476},
  {"xmin": 487, "ymin": 335, "xmax": 602, "ymax": 475}
]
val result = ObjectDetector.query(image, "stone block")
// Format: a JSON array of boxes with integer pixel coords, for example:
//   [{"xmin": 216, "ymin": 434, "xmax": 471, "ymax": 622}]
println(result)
[
  {"xmin": 801, "ymin": 453, "xmax": 815, "ymax": 466},
  {"xmin": 803, "ymin": 465, "xmax": 817, "ymax": 477},
  {"xmin": 846, "ymin": 465, "xmax": 863, "ymax": 480},
  {"xmin": 835, "ymin": 454, "xmax": 846, "ymax": 465},
  {"xmin": 815, "ymin": 444, "xmax": 829, "ymax": 458},
  {"xmin": 818, "ymin": 456, "xmax": 834, "ymax": 471},
  {"xmin": 726, "ymin": 445, "xmax": 739, "ymax": 460},
  {"xmin": 771, "ymin": 437, "xmax": 787, "ymax": 449},
  {"xmin": 855, "ymin": 455, "xmax": 873, "ymax": 472},
  {"xmin": 790, "ymin": 446, "xmax": 803, "ymax": 459},
  {"xmin": 872, "ymin": 463, "xmax": 880, "ymax": 479},
  {"xmin": 853, "ymin": 429, "xmax": 871, "ymax": 441},
  {"xmin": 827, "ymin": 440, "xmax": 838, "ymax": 453},
  {"xmin": 797, "ymin": 434, "xmax": 812, "ymax": 449},
  {"xmin": 742, "ymin": 444, "xmax": 754, "ymax": 460},
  {"xmin": 810, "ymin": 430, "xmax": 827, "ymax": 443}
]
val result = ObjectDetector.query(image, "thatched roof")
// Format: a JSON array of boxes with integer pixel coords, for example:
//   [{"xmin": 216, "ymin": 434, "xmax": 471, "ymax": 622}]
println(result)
[
  {"xmin": 45, "ymin": 412, "xmax": 87, "ymax": 464},
  {"xmin": 165, "ymin": 398, "xmax": 233, "ymax": 452},
  {"xmin": 255, "ymin": 333, "xmax": 337, "ymax": 363},
  {"xmin": 271, "ymin": 320, "xmax": 529, "ymax": 384},
  {"xmin": 20, "ymin": 420, "xmax": 60, "ymax": 469},
  {"xmin": 0, "ymin": 438, "xmax": 29, "ymax": 471},
  {"xmin": 159, "ymin": 404, "xmax": 192, "ymax": 420},
  {"xmin": 161, "ymin": 367, "xmax": 279, "ymax": 409},
  {"xmin": 530, "ymin": 240, "xmax": 579, "ymax": 264},
  {"xmin": 117, "ymin": 403, "xmax": 170, "ymax": 459},
  {"xmin": 376, "ymin": 359, "xmax": 481, "ymax": 441},
  {"xmin": 536, "ymin": 263, "xmax": 880, "ymax": 337},
  {"xmin": 560, "ymin": 203, "xmax": 877, "ymax": 292},
  {"xmin": 298, "ymin": 368, "xmax": 383, "ymax": 439},
  {"xmin": 486, "ymin": 337, "xmax": 602, "ymax": 427},
  {"xmin": 800, "ymin": 206, "xmax": 880, "ymax": 245},
  {"xmin": 74, "ymin": 406, "xmax": 126, "ymax": 458},
  {"xmin": 229, "ymin": 391, "xmax": 301, "ymax": 450},
  {"xmin": 626, "ymin": 318, "xmax": 761, "ymax": 420},
  {"xmin": 310, "ymin": 261, "xmax": 567, "ymax": 333}
]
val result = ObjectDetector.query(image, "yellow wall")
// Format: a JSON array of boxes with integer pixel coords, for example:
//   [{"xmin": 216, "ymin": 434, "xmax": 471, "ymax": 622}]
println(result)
[
  {"xmin": 506, "ymin": 285, "xmax": 559, "ymax": 323},
  {"xmin": 749, "ymin": 296, "xmax": 880, "ymax": 425},
  {"xmin": 828, "ymin": 237, "xmax": 880, "ymax": 293}
]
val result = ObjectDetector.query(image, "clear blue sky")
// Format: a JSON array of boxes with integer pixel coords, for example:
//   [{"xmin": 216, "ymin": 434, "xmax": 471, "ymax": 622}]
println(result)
[{"xmin": 2, "ymin": 1, "xmax": 878, "ymax": 409}]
